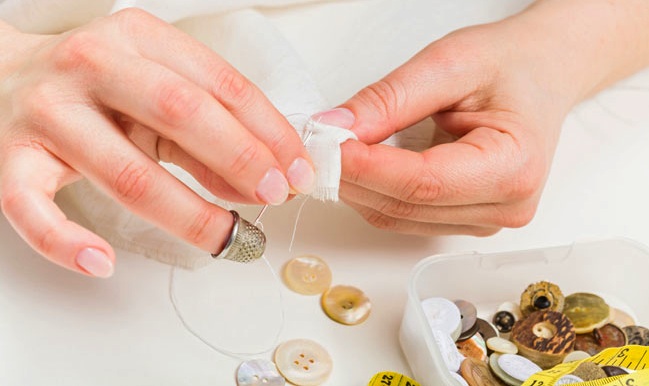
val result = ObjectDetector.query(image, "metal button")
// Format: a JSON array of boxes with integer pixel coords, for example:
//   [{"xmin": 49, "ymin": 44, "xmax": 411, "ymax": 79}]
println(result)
[
  {"xmin": 320, "ymin": 285, "xmax": 371, "ymax": 325},
  {"xmin": 454, "ymin": 300, "xmax": 478, "ymax": 335},
  {"xmin": 274, "ymin": 339, "xmax": 333, "ymax": 386},
  {"xmin": 237, "ymin": 359, "xmax": 285, "ymax": 386},
  {"xmin": 283, "ymin": 255, "xmax": 332, "ymax": 295}
]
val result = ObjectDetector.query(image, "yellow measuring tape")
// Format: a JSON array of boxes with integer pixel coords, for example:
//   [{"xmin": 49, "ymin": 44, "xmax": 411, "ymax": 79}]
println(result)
[
  {"xmin": 368, "ymin": 371, "xmax": 420, "ymax": 386},
  {"xmin": 522, "ymin": 346, "xmax": 649, "ymax": 386}
]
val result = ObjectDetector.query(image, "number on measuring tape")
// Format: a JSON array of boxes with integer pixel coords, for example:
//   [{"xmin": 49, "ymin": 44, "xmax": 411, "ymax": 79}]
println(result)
[{"xmin": 369, "ymin": 372, "xmax": 421, "ymax": 386}]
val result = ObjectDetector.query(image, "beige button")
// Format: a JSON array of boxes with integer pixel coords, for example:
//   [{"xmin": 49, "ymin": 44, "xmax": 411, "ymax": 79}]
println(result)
[
  {"xmin": 283, "ymin": 255, "xmax": 332, "ymax": 295},
  {"xmin": 563, "ymin": 350, "xmax": 591, "ymax": 363},
  {"xmin": 274, "ymin": 339, "xmax": 333, "ymax": 386},
  {"xmin": 486, "ymin": 337, "xmax": 518, "ymax": 355},
  {"xmin": 320, "ymin": 285, "xmax": 371, "ymax": 325}
]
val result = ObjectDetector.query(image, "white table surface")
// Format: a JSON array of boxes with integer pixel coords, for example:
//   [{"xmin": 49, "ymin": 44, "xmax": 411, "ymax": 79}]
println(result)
[{"xmin": 3, "ymin": 1, "xmax": 649, "ymax": 385}]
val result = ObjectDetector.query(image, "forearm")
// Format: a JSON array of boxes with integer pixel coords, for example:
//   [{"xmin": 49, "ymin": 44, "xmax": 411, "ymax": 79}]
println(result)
[{"xmin": 501, "ymin": 0, "xmax": 649, "ymax": 108}]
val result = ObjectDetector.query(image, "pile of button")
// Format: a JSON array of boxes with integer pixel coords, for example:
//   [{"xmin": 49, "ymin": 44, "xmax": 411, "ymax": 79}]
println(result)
[
  {"xmin": 235, "ymin": 255, "xmax": 372, "ymax": 386},
  {"xmin": 421, "ymin": 281, "xmax": 649, "ymax": 385}
]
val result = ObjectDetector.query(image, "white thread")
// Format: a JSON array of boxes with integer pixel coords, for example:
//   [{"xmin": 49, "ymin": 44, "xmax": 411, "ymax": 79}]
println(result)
[
  {"xmin": 168, "ymin": 254, "xmax": 285, "ymax": 359},
  {"xmin": 288, "ymin": 196, "xmax": 309, "ymax": 253}
]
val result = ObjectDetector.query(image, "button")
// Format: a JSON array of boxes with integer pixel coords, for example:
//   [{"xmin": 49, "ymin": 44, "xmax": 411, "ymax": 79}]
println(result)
[
  {"xmin": 454, "ymin": 300, "xmax": 478, "ymax": 335},
  {"xmin": 486, "ymin": 337, "xmax": 518, "ymax": 355},
  {"xmin": 570, "ymin": 362, "xmax": 607, "ymax": 382},
  {"xmin": 555, "ymin": 374, "xmax": 584, "ymax": 384},
  {"xmin": 475, "ymin": 318, "xmax": 499, "ymax": 342},
  {"xmin": 497, "ymin": 354, "xmax": 542, "ymax": 382},
  {"xmin": 283, "ymin": 255, "xmax": 332, "ymax": 295},
  {"xmin": 493, "ymin": 311, "xmax": 516, "ymax": 334},
  {"xmin": 574, "ymin": 324, "xmax": 627, "ymax": 355},
  {"xmin": 457, "ymin": 322, "xmax": 480, "ymax": 342},
  {"xmin": 520, "ymin": 281, "xmax": 565, "ymax": 317},
  {"xmin": 431, "ymin": 329, "xmax": 465, "ymax": 372},
  {"xmin": 237, "ymin": 359, "xmax": 285, "ymax": 386},
  {"xmin": 460, "ymin": 357, "xmax": 503, "ymax": 386},
  {"xmin": 456, "ymin": 333, "xmax": 487, "ymax": 362},
  {"xmin": 497, "ymin": 302, "xmax": 523, "ymax": 322},
  {"xmin": 421, "ymin": 297, "xmax": 462, "ymax": 339},
  {"xmin": 563, "ymin": 293, "xmax": 610, "ymax": 334},
  {"xmin": 274, "ymin": 339, "xmax": 333, "ymax": 386},
  {"xmin": 511, "ymin": 311, "xmax": 576, "ymax": 369},
  {"xmin": 563, "ymin": 350, "xmax": 591, "ymax": 363},
  {"xmin": 448, "ymin": 371, "xmax": 469, "ymax": 386},
  {"xmin": 320, "ymin": 285, "xmax": 371, "ymax": 325},
  {"xmin": 623, "ymin": 325, "xmax": 649, "ymax": 346},
  {"xmin": 611, "ymin": 308, "xmax": 635, "ymax": 328},
  {"xmin": 488, "ymin": 354, "xmax": 523, "ymax": 386},
  {"xmin": 601, "ymin": 366, "xmax": 630, "ymax": 377}
]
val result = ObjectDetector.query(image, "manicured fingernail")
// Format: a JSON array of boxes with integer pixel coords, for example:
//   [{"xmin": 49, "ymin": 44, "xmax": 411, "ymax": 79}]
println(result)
[
  {"xmin": 312, "ymin": 107, "xmax": 356, "ymax": 129},
  {"xmin": 287, "ymin": 157, "xmax": 315, "ymax": 195},
  {"xmin": 256, "ymin": 167, "xmax": 289, "ymax": 205},
  {"xmin": 76, "ymin": 248, "xmax": 114, "ymax": 278}
]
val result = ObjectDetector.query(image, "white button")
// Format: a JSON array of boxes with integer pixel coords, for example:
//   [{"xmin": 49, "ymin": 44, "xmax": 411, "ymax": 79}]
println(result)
[
  {"xmin": 555, "ymin": 375, "xmax": 585, "ymax": 385},
  {"xmin": 237, "ymin": 359, "xmax": 285, "ymax": 386},
  {"xmin": 497, "ymin": 354, "xmax": 542, "ymax": 381},
  {"xmin": 421, "ymin": 297, "xmax": 462, "ymax": 339},
  {"xmin": 563, "ymin": 350, "xmax": 591, "ymax": 363},
  {"xmin": 431, "ymin": 329, "xmax": 465, "ymax": 372},
  {"xmin": 274, "ymin": 339, "xmax": 332, "ymax": 386},
  {"xmin": 283, "ymin": 255, "xmax": 332, "ymax": 295}
]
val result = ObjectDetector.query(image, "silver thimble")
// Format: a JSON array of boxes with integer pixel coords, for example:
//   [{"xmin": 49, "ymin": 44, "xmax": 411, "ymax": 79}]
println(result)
[{"xmin": 211, "ymin": 210, "xmax": 266, "ymax": 263}]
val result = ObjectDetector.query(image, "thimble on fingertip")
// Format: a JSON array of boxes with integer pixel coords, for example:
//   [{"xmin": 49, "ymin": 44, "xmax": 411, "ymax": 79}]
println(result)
[{"xmin": 211, "ymin": 211, "xmax": 266, "ymax": 263}]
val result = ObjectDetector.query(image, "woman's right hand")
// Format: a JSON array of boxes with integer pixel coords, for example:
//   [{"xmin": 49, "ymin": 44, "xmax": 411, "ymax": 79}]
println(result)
[{"xmin": 0, "ymin": 8, "xmax": 315, "ymax": 278}]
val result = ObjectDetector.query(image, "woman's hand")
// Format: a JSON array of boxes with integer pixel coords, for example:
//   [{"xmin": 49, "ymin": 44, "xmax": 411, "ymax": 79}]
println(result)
[
  {"xmin": 334, "ymin": 0, "xmax": 649, "ymax": 236},
  {"xmin": 0, "ymin": 9, "xmax": 315, "ymax": 277}
]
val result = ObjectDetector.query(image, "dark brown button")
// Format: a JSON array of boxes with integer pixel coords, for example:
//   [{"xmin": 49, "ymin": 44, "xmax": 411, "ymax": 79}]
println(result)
[
  {"xmin": 602, "ymin": 366, "xmax": 630, "ymax": 377},
  {"xmin": 574, "ymin": 324, "xmax": 626, "ymax": 356},
  {"xmin": 493, "ymin": 311, "xmax": 515, "ymax": 334},
  {"xmin": 476, "ymin": 318, "xmax": 499, "ymax": 342}
]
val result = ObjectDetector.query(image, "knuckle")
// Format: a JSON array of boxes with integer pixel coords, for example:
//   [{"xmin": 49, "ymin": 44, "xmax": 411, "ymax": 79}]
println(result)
[
  {"xmin": 112, "ymin": 161, "xmax": 152, "ymax": 205},
  {"xmin": 400, "ymin": 174, "xmax": 442, "ymax": 204},
  {"xmin": 52, "ymin": 31, "xmax": 103, "ymax": 73},
  {"xmin": 228, "ymin": 142, "xmax": 260, "ymax": 177},
  {"xmin": 0, "ymin": 187, "xmax": 25, "ymax": 218},
  {"xmin": 183, "ymin": 208, "xmax": 218, "ymax": 247},
  {"xmin": 212, "ymin": 67, "xmax": 256, "ymax": 109},
  {"xmin": 33, "ymin": 223, "xmax": 60, "ymax": 256},
  {"xmin": 23, "ymin": 83, "xmax": 62, "ymax": 126},
  {"xmin": 155, "ymin": 83, "xmax": 203, "ymax": 127},
  {"xmin": 113, "ymin": 7, "xmax": 157, "ymax": 36},
  {"xmin": 363, "ymin": 209, "xmax": 398, "ymax": 231},
  {"xmin": 356, "ymin": 79, "xmax": 403, "ymax": 125},
  {"xmin": 378, "ymin": 197, "xmax": 417, "ymax": 219}
]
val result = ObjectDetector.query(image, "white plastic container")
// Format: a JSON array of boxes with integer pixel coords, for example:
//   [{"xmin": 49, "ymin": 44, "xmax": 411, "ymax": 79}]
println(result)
[{"xmin": 399, "ymin": 238, "xmax": 649, "ymax": 386}]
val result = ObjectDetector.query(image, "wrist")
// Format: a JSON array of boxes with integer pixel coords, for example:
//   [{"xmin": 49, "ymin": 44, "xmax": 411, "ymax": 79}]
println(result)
[{"xmin": 499, "ymin": 0, "xmax": 649, "ymax": 108}]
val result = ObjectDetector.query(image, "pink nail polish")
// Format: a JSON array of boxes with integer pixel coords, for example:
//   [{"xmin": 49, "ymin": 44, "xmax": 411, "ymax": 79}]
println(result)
[
  {"xmin": 287, "ymin": 158, "xmax": 315, "ymax": 195},
  {"xmin": 76, "ymin": 248, "xmax": 114, "ymax": 278},
  {"xmin": 256, "ymin": 167, "xmax": 289, "ymax": 205},
  {"xmin": 311, "ymin": 108, "xmax": 356, "ymax": 129}
]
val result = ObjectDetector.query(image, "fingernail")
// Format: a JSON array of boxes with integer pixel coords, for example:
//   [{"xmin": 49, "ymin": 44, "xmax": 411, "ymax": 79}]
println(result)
[
  {"xmin": 256, "ymin": 167, "xmax": 289, "ymax": 205},
  {"xmin": 287, "ymin": 157, "xmax": 315, "ymax": 195},
  {"xmin": 76, "ymin": 248, "xmax": 114, "ymax": 278},
  {"xmin": 311, "ymin": 107, "xmax": 356, "ymax": 129}
]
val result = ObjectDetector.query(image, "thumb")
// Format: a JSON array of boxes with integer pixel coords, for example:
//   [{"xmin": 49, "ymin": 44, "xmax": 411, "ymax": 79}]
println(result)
[{"xmin": 338, "ymin": 44, "xmax": 474, "ymax": 144}]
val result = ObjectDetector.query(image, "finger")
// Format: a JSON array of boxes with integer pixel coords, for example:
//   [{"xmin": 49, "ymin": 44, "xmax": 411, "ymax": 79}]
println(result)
[
  {"xmin": 48, "ymin": 108, "xmax": 239, "ymax": 255},
  {"xmin": 93, "ymin": 55, "xmax": 290, "ymax": 205},
  {"xmin": 339, "ymin": 39, "xmax": 482, "ymax": 144},
  {"xmin": 345, "ymin": 201, "xmax": 500, "ymax": 237},
  {"xmin": 109, "ymin": 9, "xmax": 315, "ymax": 194},
  {"xmin": 339, "ymin": 181, "xmax": 537, "ymax": 228},
  {"xmin": 0, "ymin": 147, "xmax": 116, "ymax": 278},
  {"xmin": 341, "ymin": 127, "xmax": 545, "ymax": 206}
]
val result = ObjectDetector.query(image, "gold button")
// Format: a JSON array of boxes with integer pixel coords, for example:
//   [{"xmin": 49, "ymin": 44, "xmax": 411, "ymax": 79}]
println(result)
[
  {"xmin": 274, "ymin": 339, "xmax": 332, "ymax": 386},
  {"xmin": 563, "ymin": 293, "xmax": 610, "ymax": 334},
  {"xmin": 321, "ymin": 285, "xmax": 371, "ymax": 326},
  {"xmin": 283, "ymin": 255, "xmax": 332, "ymax": 295}
]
